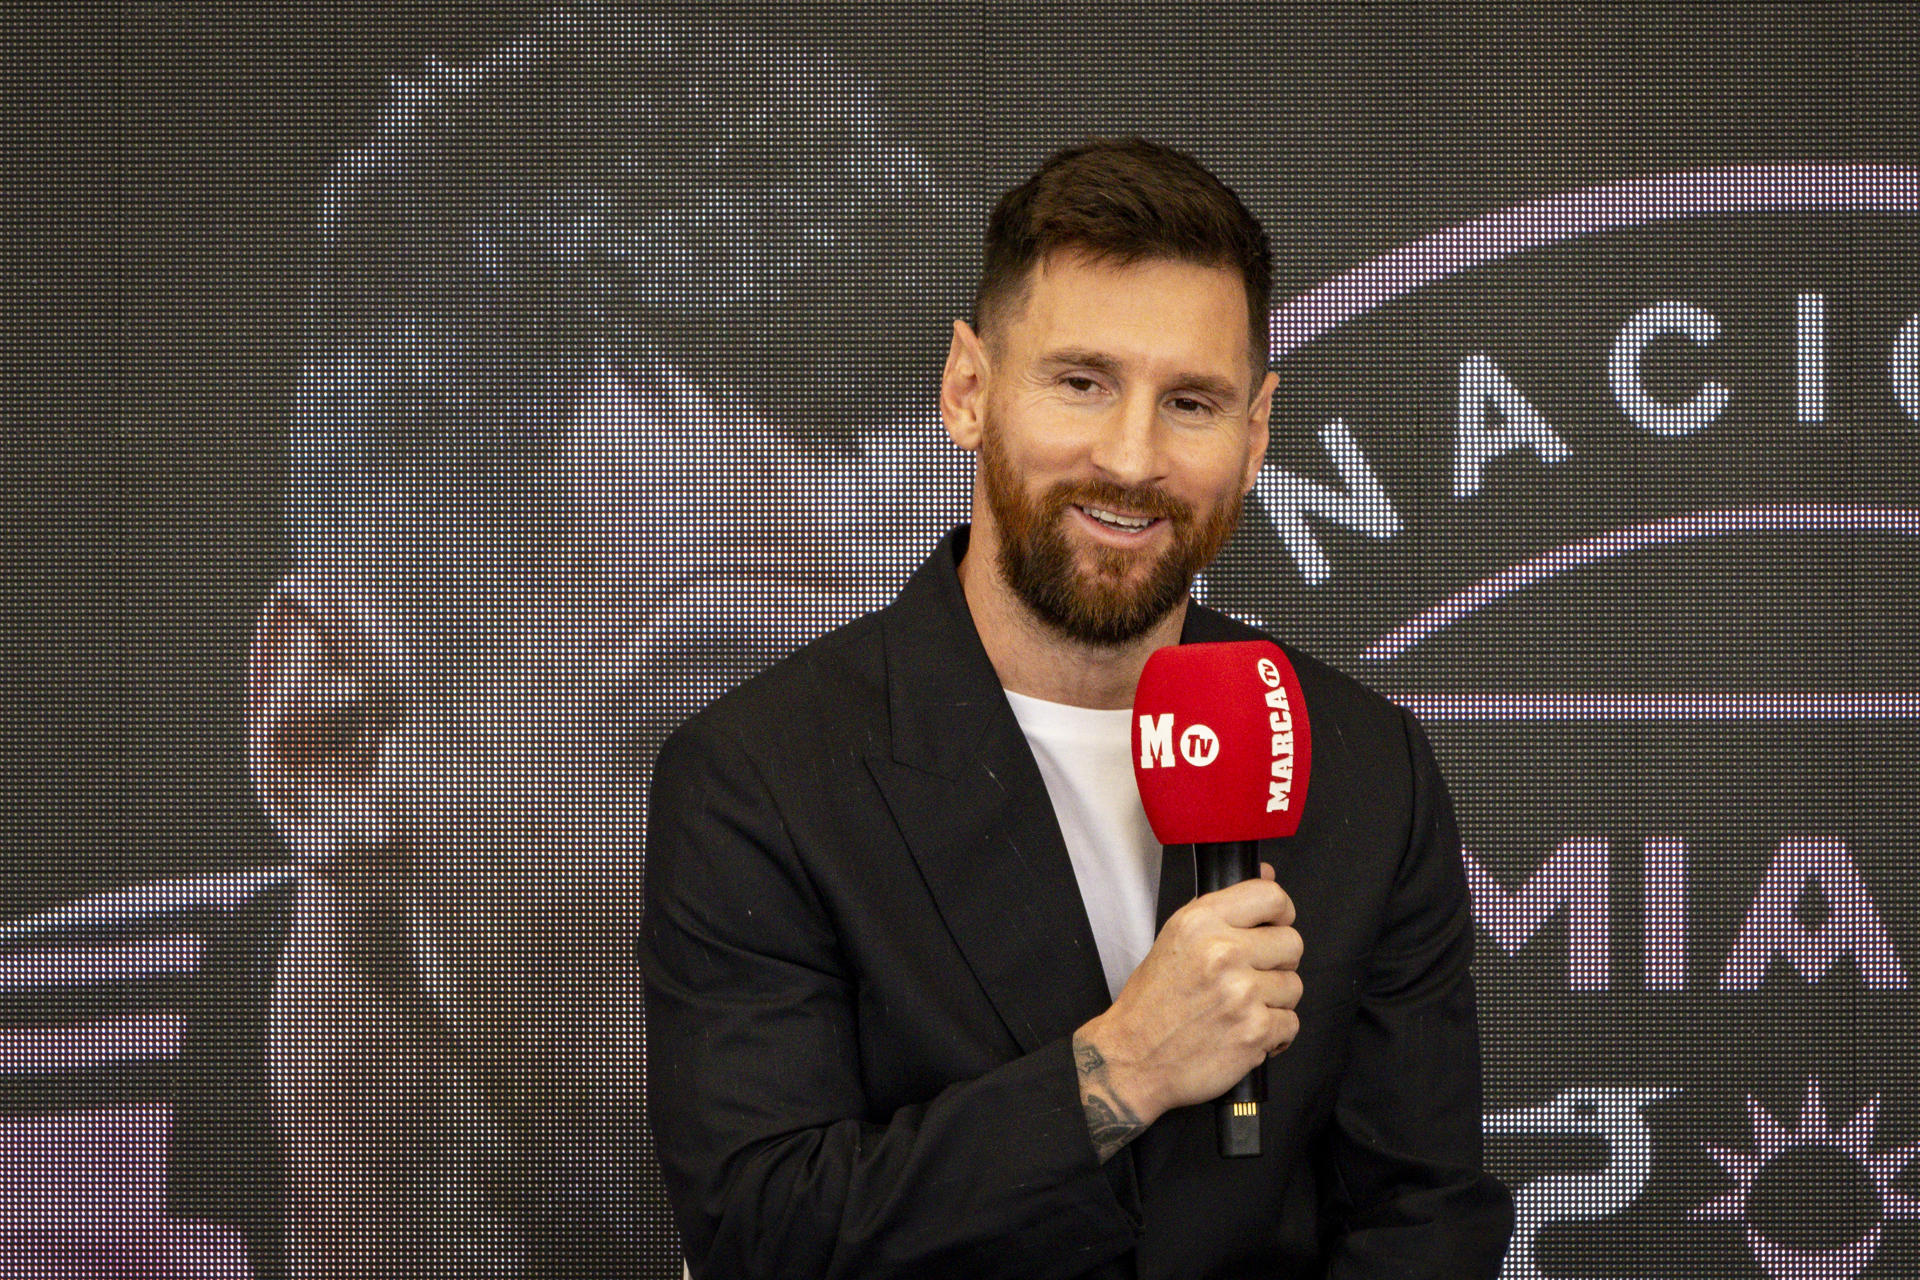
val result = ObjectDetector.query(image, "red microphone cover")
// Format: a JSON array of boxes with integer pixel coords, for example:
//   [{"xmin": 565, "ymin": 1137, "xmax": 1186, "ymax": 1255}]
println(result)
[{"xmin": 1131, "ymin": 640, "xmax": 1312, "ymax": 845}]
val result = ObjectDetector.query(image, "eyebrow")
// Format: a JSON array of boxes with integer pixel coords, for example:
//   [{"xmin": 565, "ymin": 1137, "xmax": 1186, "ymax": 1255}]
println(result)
[{"xmin": 1036, "ymin": 347, "xmax": 1244, "ymax": 405}]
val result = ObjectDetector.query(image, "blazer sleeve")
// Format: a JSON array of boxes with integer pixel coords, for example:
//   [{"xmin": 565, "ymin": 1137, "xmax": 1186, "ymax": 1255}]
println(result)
[
  {"xmin": 638, "ymin": 717, "xmax": 1142, "ymax": 1280},
  {"xmin": 1319, "ymin": 710, "xmax": 1514, "ymax": 1278}
]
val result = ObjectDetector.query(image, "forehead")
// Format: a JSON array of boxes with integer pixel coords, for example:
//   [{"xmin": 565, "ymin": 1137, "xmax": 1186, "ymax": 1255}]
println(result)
[
  {"xmin": 1003, "ymin": 252, "xmax": 1256, "ymax": 383},
  {"xmin": 569, "ymin": 366, "xmax": 967, "ymax": 630}
]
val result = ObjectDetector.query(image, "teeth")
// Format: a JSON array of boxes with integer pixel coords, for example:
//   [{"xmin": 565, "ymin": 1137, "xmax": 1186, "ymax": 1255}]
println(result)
[{"xmin": 1084, "ymin": 506, "xmax": 1153, "ymax": 531}]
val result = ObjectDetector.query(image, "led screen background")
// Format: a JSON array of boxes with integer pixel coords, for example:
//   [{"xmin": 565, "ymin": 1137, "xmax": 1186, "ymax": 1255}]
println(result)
[{"xmin": 7, "ymin": 4, "xmax": 1918, "ymax": 1276}]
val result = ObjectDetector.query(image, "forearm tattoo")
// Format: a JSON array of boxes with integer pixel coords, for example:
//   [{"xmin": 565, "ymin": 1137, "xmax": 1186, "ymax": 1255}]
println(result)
[{"xmin": 1073, "ymin": 1034, "xmax": 1146, "ymax": 1163}]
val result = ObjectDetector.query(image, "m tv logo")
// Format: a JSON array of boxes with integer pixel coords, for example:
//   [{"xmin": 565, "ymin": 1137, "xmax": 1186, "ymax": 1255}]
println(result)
[{"xmin": 1136, "ymin": 715, "xmax": 1220, "ymax": 769}]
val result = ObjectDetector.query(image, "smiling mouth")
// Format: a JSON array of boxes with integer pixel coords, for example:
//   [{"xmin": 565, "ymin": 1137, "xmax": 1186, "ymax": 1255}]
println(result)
[{"xmin": 1078, "ymin": 504, "xmax": 1160, "ymax": 534}]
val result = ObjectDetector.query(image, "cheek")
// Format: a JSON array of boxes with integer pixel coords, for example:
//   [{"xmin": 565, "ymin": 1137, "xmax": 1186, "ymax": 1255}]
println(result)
[
  {"xmin": 991, "ymin": 396, "xmax": 1084, "ymax": 464},
  {"xmin": 1170, "ymin": 440, "xmax": 1260, "ymax": 505},
  {"xmin": 406, "ymin": 711, "xmax": 646, "ymax": 919},
  {"xmin": 1240, "ymin": 428, "xmax": 1269, "ymax": 490},
  {"xmin": 402, "ymin": 686, "xmax": 608, "ymax": 847},
  {"xmin": 1047, "ymin": 415, "xmax": 1118, "ymax": 470},
  {"xmin": 1220, "ymin": 423, "xmax": 1269, "ymax": 485}
]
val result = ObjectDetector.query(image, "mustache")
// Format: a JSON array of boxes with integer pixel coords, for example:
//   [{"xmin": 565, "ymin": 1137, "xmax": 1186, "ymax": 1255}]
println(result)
[{"xmin": 1041, "ymin": 480, "xmax": 1191, "ymax": 524}]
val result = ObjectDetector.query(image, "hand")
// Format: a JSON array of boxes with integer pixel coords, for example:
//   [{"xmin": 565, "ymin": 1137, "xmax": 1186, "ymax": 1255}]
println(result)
[{"xmin": 1074, "ymin": 863, "xmax": 1302, "ymax": 1154}]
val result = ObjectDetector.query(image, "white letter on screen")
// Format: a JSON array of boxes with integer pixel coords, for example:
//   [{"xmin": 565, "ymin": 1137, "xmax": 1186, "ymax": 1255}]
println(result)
[
  {"xmin": 1719, "ymin": 837, "xmax": 1909, "ymax": 990},
  {"xmin": 1453, "ymin": 353, "xmax": 1571, "ymax": 498},
  {"xmin": 1797, "ymin": 292, "xmax": 1826, "ymax": 425},
  {"xmin": 1254, "ymin": 418, "xmax": 1402, "ymax": 586},
  {"xmin": 1644, "ymin": 836, "xmax": 1688, "ymax": 991},
  {"xmin": 1610, "ymin": 300, "xmax": 1729, "ymax": 436},
  {"xmin": 1463, "ymin": 838, "xmax": 1610, "ymax": 991},
  {"xmin": 1893, "ymin": 312, "xmax": 1919, "ymax": 425}
]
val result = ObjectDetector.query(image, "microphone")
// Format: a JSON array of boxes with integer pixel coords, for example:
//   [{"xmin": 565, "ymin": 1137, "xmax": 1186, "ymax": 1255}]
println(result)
[{"xmin": 1131, "ymin": 640, "xmax": 1312, "ymax": 1157}]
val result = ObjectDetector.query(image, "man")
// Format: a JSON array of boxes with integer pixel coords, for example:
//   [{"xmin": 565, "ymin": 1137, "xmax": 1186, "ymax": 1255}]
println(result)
[
  {"xmin": 641, "ymin": 140, "xmax": 1514, "ymax": 1277},
  {"xmin": 221, "ymin": 8, "xmax": 971, "ymax": 1275}
]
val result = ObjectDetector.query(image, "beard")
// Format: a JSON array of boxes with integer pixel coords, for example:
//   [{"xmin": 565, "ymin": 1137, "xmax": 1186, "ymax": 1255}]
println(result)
[{"xmin": 980, "ymin": 420, "xmax": 1243, "ymax": 647}]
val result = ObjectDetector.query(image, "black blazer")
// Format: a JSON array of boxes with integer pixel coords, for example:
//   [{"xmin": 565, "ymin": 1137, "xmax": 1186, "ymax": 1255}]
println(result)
[{"xmin": 640, "ymin": 528, "xmax": 1511, "ymax": 1279}]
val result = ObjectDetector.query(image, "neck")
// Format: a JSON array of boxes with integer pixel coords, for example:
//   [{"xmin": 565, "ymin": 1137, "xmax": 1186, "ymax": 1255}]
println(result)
[{"xmin": 957, "ymin": 524, "xmax": 1188, "ymax": 710}]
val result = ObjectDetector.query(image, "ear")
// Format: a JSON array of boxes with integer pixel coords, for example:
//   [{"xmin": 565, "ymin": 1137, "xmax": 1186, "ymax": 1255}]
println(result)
[
  {"xmin": 941, "ymin": 318, "xmax": 992, "ymax": 453},
  {"xmin": 1242, "ymin": 368, "xmax": 1278, "ymax": 494},
  {"xmin": 248, "ymin": 577, "xmax": 407, "ymax": 872}
]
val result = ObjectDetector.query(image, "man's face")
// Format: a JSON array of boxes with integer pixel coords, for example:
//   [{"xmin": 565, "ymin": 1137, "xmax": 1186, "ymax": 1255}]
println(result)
[
  {"xmin": 401, "ymin": 369, "xmax": 966, "ymax": 1075},
  {"xmin": 971, "ymin": 252, "xmax": 1274, "ymax": 645}
]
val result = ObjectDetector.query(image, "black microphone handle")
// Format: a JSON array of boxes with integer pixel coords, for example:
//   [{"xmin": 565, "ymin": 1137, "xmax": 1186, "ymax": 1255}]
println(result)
[{"xmin": 1194, "ymin": 838, "xmax": 1267, "ymax": 1157}]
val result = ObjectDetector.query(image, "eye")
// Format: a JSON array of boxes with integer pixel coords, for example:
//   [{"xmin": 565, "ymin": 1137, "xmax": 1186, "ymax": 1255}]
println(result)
[
  {"xmin": 1061, "ymin": 374, "xmax": 1104, "ymax": 394},
  {"xmin": 1168, "ymin": 395, "xmax": 1215, "ymax": 416}
]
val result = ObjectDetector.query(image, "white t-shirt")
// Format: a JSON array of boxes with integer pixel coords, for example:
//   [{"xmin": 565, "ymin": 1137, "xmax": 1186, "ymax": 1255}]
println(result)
[{"xmin": 1004, "ymin": 689, "xmax": 1162, "ymax": 1001}]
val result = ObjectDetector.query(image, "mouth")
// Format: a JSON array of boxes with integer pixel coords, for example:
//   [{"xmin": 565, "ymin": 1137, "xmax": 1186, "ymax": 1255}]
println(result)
[{"xmin": 1075, "ymin": 504, "xmax": 1163, "ymax": 536}]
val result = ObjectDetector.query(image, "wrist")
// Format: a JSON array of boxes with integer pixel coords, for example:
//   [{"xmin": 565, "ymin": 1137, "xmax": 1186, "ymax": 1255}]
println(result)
[{"xmin": 1074, "ymin": 1013, "xmax": 1163, "ymax": 1132}]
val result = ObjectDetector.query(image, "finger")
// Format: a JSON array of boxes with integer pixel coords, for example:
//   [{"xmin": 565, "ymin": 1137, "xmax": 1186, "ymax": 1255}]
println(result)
[
  {"xmin": 1246, "ymin": 925, "xmax": 1304, "ymax": 973},
  {"xmin": 1208, "ymin": 878, "xmax": 1295, "ymax": 930},
  {"xmin": 1252, "ymin": 967, "xmax": 1303, "ymax": 1011},
  {"xmin": 1260, "ymin": 861, "xmax": 1276, "ymax": 882},
  {"xmin": 1266, "ymin": 1008, "xmax": 1301, "ymax": 1056}
]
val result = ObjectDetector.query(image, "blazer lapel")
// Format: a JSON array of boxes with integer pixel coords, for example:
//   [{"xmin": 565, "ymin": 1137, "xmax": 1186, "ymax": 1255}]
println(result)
[{"xmin": 865, "ymin": 530, "xmax": 1114, "ymax": 1056}]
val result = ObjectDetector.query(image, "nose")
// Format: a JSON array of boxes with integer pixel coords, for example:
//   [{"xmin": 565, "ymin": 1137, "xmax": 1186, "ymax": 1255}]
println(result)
[{"xmin": 1088, "ymin": 389, "xmax": 1164, "ymax": 488}]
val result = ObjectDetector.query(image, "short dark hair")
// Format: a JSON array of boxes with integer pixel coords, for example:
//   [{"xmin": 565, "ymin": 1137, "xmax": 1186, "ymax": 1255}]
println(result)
[
  {"xmin": 291, "ymin": 5, "xmax": 969, "ymax": 618},
  {"xmin": 971, "ymin": 137, "xmax": 1272, "ymax": 375}
]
